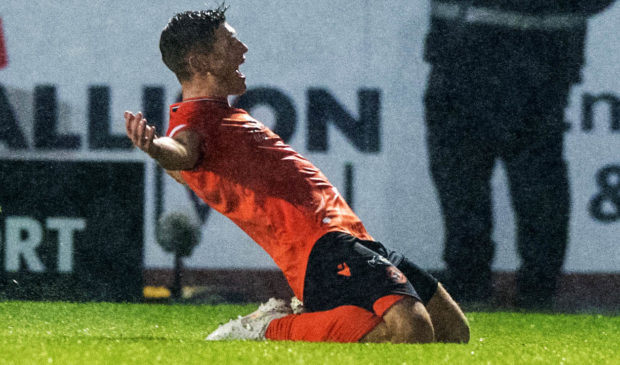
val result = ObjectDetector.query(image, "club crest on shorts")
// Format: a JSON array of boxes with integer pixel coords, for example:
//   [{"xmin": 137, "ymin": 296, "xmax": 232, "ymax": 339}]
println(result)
[
  {"xmin": 336, "ymin": 262, "xmax": 351, "ymax": 277},
  {"xmin": 386, "ymin": 265, "xmax": 407, "ymax": 284}
]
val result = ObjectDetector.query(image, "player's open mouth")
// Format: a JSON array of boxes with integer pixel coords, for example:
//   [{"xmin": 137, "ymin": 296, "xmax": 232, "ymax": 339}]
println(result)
[
  {"xmin": 236, "ymin": 69, "xmax": 245, "ymax": 78},
  {"xmin": 236, "ymin": 57, "xmax": 245, "ymax": 78}
]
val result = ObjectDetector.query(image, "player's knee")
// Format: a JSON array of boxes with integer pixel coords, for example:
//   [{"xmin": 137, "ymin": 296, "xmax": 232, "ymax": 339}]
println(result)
[
  {"xmin": 454, "ymin": 317, "xmax": 470, "ymax": 343},
  {"xmin": 448, "ymin": 299, "xmax": 470, "ymax": 344},
  {"xmin": 384, "ymin": 298, "xmax": 435, "ymax": 344},
  {"xmin": 426, "ymin": 283, "xmax": 470, "ymax": 343},
  {"xmin": 395, "ymin": 310, "xmax": 435, "ymax": 344},
  {"xmin": 440, "ymin": 313, "xmax": 470, "ymax": 343}
]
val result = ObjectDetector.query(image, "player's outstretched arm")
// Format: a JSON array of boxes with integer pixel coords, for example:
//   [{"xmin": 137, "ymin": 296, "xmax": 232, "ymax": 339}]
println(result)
[{"xmin": 125, "ymin": 111, "xmax": 201, "ymax": 170}]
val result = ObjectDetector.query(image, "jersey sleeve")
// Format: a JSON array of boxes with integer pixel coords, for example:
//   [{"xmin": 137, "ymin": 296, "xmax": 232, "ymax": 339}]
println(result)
[
  {"xmin": 166, "ymin": 123, "xmax": 189, "ymax": 138},
  {"xmin": 166, "ymin": 106, "xmax": 189, "ymax": 138},
  {"xmin": 165, "ymin": 104, "xmax": 195, "ymax": 138}
]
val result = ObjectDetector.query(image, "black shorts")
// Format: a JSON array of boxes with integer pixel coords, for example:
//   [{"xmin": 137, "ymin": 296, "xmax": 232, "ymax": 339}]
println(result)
[{"xmin": 303, "ymin": 232, "xmax": 437, "ymax": 313}]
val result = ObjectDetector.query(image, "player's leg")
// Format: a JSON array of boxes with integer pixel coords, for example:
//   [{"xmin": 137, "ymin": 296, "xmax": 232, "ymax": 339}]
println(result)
[
  {"xmin": 209, "ymin": 297, "xmax": 435, "ymax": 343},
  {"xmin": 206, "ymin": 298, "xmax": 380, "ymax": 342},
  {"xmin": 425, "ymin": 283, "xmax": 470, "ymax": 343},
  {"xmin": 360, "ymin": 296, "xmax": 435, "ymax": 343},
  {"xmin": 265, "ymin": 295, "xmax": 434, "ymax": 343},
  {"xmin": 280, "ymin": 232, "xmax": 436, "ymax": 343},
  {"xmin": 389, "ymin": 252, "xmax": 469, "ymax": 343},
  {"xmin": 265, "ymin": 305, "xmax": 382, "ymax": 343}
]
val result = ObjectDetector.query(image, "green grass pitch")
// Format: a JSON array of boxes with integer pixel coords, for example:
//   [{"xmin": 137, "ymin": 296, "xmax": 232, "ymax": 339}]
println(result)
[{"xmin": 0, "ymin": 301, "xmax": 618, "ymax": 364}]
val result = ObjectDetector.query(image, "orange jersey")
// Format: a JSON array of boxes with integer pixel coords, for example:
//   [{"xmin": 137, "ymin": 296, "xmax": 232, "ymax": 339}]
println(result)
[{"xmin": 166, "ymin": 97, "xmax": 372, "ymax": 299}]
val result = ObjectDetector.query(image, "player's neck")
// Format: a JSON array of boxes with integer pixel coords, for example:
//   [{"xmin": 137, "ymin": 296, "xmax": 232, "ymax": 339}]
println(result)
[{"xmin": 181, "ymin": 74, "xmax": 228, "ymax": 100}]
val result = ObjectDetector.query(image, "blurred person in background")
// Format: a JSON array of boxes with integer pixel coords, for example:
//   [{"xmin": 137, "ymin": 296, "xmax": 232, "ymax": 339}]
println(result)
[{"xmin": 423, "ymin": 0, "xmax": 616, "ymax": 309}]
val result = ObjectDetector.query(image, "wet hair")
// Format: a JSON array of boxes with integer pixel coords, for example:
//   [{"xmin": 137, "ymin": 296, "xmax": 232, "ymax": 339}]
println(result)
[{"xmin": 159, "ymin": 4, "xmax": 228, "ymax": 82}]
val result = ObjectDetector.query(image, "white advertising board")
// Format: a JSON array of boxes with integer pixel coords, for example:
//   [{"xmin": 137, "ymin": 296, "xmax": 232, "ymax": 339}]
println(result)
[{"xmin": 1, "ymin": 1, "xmax": 618, "ymax": 272}]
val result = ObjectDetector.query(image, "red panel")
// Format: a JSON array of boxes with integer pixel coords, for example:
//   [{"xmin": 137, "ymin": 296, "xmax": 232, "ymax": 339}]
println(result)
[{"xmin": 0, "ymin": 18, "xmax": 7, "ymax": 69}]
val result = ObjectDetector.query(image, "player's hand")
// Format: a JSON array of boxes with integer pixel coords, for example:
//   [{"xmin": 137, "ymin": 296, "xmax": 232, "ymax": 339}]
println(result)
[{"xmin": 125, "ymin": 111, "xmax": 158, "ymax": 156}]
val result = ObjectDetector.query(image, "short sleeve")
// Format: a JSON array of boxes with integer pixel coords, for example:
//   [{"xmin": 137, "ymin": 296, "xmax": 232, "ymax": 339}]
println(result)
[{"xmin": 165, "ymin": 104, "xmax": 190, "ymax": 138}]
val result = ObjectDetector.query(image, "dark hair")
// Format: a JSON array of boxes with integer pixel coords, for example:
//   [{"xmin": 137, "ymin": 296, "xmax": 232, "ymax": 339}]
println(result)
[{"xmin": 159, "ymin": 4, "xmax": 228, "ymax": 82}]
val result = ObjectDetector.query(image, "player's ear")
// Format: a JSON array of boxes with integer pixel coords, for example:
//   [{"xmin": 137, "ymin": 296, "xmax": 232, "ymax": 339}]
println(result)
[{"xmin": 188, "ymin": 53, "xmax": 210, "ymax": 75}]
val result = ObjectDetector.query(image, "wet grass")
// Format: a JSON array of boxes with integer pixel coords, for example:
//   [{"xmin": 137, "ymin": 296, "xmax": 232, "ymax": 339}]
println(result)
[{"xmin": 0, "ymin": 301, "xmax": 618, "ymax": 364}]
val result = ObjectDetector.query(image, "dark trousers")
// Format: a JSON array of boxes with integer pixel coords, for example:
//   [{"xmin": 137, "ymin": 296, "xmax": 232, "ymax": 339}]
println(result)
[{"xmin": 424, "ymin": 66, "xmax": 571, "ymax": 307}]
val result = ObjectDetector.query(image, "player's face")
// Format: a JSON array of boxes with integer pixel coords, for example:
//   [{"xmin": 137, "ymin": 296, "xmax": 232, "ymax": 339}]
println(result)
[{"xmin": 206, "ymin": 22, "xmax": 248, "ymax": 96}]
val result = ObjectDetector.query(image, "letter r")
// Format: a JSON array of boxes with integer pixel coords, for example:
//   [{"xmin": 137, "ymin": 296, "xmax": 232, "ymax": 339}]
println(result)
[{"xmin": 4, "ymin": 217, "xmax": 45, "ymax": 272}]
